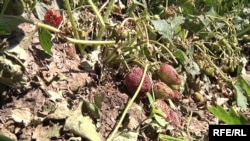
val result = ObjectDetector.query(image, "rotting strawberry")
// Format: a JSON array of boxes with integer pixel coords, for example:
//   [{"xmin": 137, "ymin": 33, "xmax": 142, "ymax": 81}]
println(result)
[
  {"xmin": 157, "ymin": 63, "xmax": 182, "ymax": 87},
  {"xmin": 154, "ymin": 99, "xmax": 181, "ymax": 127},
  {"xmin": 153, "ymin": 81, "xmax": 182, "ymax": 100},
  {"xmin": 172, "ymin": 90, "xmax": 182, "ymax": 100},
  {"xmin": 44, "ymin": 9, "xmax": 62, "ymax": 28},
  {"xmin": 124, "ymin": 67, "xmax": 151, "ymax": 96}
]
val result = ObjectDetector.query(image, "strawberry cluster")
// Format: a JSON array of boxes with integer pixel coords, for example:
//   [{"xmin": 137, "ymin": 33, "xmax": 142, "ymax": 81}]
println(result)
[
  {"xmin": 124, "ymin": 63, "xmax": 182, "ymax": 99},
  {"xmin": 44, "ymin": 9, "xmax": 62, "ymax": 28},
  {"xmin": 124, "ymin": 63, "xmax": 183, "ymax": 127}
]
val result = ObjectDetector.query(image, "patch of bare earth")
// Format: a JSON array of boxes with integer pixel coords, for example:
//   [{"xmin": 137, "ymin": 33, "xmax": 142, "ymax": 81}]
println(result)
[{"xmin": 0, "ymin": 20, "xmax": 133, "ymax": 140}]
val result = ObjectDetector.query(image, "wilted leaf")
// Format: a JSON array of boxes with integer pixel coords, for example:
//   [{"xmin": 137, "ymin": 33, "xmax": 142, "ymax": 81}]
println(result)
[
  {"xmin": 113, "ymin": 131, "xmax": 138, "ymax": 141},
  {"xmin": 207, "ymin": 105, "xmax": 248, "ymax": 124},
  {"xmin": 64, "ymin": 101, "xmax": 103, "ymax": 141},
  {"xmin": 34, "ymin": 2, "xmax": 47, "ymax": 20},
  {"xmin": 47, "ymin": 100, "xmax": 71, "ymax": 119},
  {"xmin": 11, "ymin": 108, "xmax": 31, "ymax": 126},
  {"xmin": 184, "ymin": 61, "xmax": 200, "ymax": 78},
  {"xmin": 38, "ymin": 28, "xmax": 52, "ymax": 55},
  {"xmin": 32, "ymin": 124, "xmax": 61, "ymax": 141},
  {"xmin": 47, "ymin": 90, "xmax": 63, "ymax": 103}
]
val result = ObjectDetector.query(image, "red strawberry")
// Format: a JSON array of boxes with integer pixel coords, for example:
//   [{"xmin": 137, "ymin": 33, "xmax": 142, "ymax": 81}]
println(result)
[
  {"xmin": 157, "ymin": 63, "xmax": 182, "ymax": 87},
  {"xmin": 124, "ymin": 67, "xmax": 151, "ymax": 96},
  {"xmin": 44, "ymin": 9, "xmax": 62, "ymax": 28},
  {"xmin": 153, "ymin": 81, "xmax": 181, "ymax": 100},
  {"xmin": 154, "ymin": 99, "xmax": 180, "ymax": 127},
  {"xmin": 172, "ymin": 90, "xmax": 182, "ymax": 100}
]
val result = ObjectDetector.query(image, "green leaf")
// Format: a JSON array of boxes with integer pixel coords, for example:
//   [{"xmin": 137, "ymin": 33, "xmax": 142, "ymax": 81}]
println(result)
[
  {"xmin": 173, "ymin": 49, "xmax": 188, "ymax": 65},
  {"xmin": 0, "ymin": 134, "xmax": 14, "ymax": 141},
  {"xmin": 151, "ymin": 16, "xmax": 184, "ymax": 40},
  {"xmin": 38, "ymin": 28, "xmax": 52, "ymax": 55},
  {"xmin": 158, "ymin": 134, "xmax": 185, "ymax": 141},
  {"xmin": 147, "ymin": 92, "xmax": 155, "ymax": 108},
  {"xmin": 81, "ymin": 99, "xmax": 100, "ymax": 119},
  {"xmin": 233, "ymin": 80, "xmax": 248, "ymax": 111},
  {"xmin": 154, "ymin": 114, "xmax": 168, "ymax": 127},
  {"xmin": 151, "ymin": 19, "xmax": 173, "ymax": 40},
  {"xmin": 240, "ymin": 75, "xmax": 250, "ymax": 98},
  {"xmin": 174, "ymin": 49, "xmax": 200, "ymax": 78},
  {"xmin": 167, "ymin": 16, "xmax": 184, "ymax": 34},
  {"xmin": 0, "ymin": 15, "xmax": 26, "ymax": 35},
  {"xmin": 207, "ymin": 105, "xmax": 248, "ymax": 124},
  {"xmin": 64, "ymin": 101, "xmax": 102, "ymax": 140}
]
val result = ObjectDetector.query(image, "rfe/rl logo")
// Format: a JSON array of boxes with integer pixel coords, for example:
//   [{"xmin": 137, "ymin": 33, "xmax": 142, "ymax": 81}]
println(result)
[{"xmin": 213, "ymin": 129, "xmax": 247, "ymax": 136}]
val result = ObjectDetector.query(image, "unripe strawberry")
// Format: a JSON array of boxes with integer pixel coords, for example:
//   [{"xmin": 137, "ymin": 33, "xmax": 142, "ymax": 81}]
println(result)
[
  {"xmin": 44, "ymin": 9, "xmax": 62, "ymax": 28},
  {"xmin": 154, "ymin": 99, "xmax": 180, "ymax": 127},
  {"xmin": 124, "ymin": 67, "xmax": 151, "ymax": 96},
  {"xmin": 157, "ymin": 63, "xmax": 181, "ymax": 86},
  {"xmin": 153, "ymin": 81, "xmax": 181, "ymax": 100}
]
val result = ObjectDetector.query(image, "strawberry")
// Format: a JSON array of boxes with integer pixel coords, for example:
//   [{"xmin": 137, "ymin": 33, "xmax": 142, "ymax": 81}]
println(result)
[
  {"xmin": 157, "ymin": 63, "xmax": 181, "ymax": 87},
  {"xmin": 44, "ymin": 9, "xmax": 62, "ymax": 28},
  {"xmin": 153, "ymin": 81, "xmax": 182, "ymax": 100},
  {"xmin": 154, "ymin": 99, "xmax": 180, "ymax": 127},
  {"xmin": 124, "ymin": 67, "xmax": 151, "ymax": 96}
]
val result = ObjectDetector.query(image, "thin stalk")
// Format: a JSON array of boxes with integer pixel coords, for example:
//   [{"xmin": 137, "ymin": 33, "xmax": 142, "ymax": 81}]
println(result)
[
  {"xmin": 97, "ymin": 0, "xmax": 116, "ymax": 40},
  {"xmin": 103, "ymin": 0, "xmax": 116, "ymax": 22},
  {"xmin": 0, "ymin": 0, "xmax": 9, "ymax": 16},
  {"xmin": 88, "ymin": 0, "xmax": 105, "ymax": 27},
  {"xmin": 121, "ymin": 17, "xmax": 138, "ymax": 27},
  {"xmin": 149, "ymin": 40, "xmax": 178, "ymax": 64},
  {"xmin": 64, "ymin": 0, "xmax": 85, "ymax": 54},
  {"xmin": 66, "ymin": 37, "xmax": 115, "ymax": 45},
  {"xmin": 33, "ymin": 21, "xmax": 61, "ymax": 33},
  {"xmin": 107, "ymin": 64, "xmax": 149, "ymax": 141},
  {"xmin": 194, "ymin": 42, "xmax": 232, "ymax": 82},
  {"xmin": 3, "ymin": 15, "xmax": 115, "ymax": 46}
]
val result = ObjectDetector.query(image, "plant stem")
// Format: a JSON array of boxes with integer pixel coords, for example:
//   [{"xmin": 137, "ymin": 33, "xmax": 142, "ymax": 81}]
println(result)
[
  {"xmin": 66, "ymin": 37, "xmax": 115, "ymax": 45},
  {"xmin": 103, "ymin": 0, "xmax": 116, "ymax": 22},
  {"xmin": 106, "ymin": 64, "xmax": 149, "ymax": 141},
  {"xmin": 64, "ymin": 0, "xmax": 86, "ymax": 54},
  {"xmin": 33, "ymin": 21, "xmax": 61, "ymax": 33},
  {"xmin": 97, "ymin": 0, "xmax": 116, "ymax": 41},
  {"xmin": 88, "ymin": 0, "xmax": 105, "ymax": 27},
  {"xmin": 149, "ymin": 40, "xmax": 178, "ymax": 64}
]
